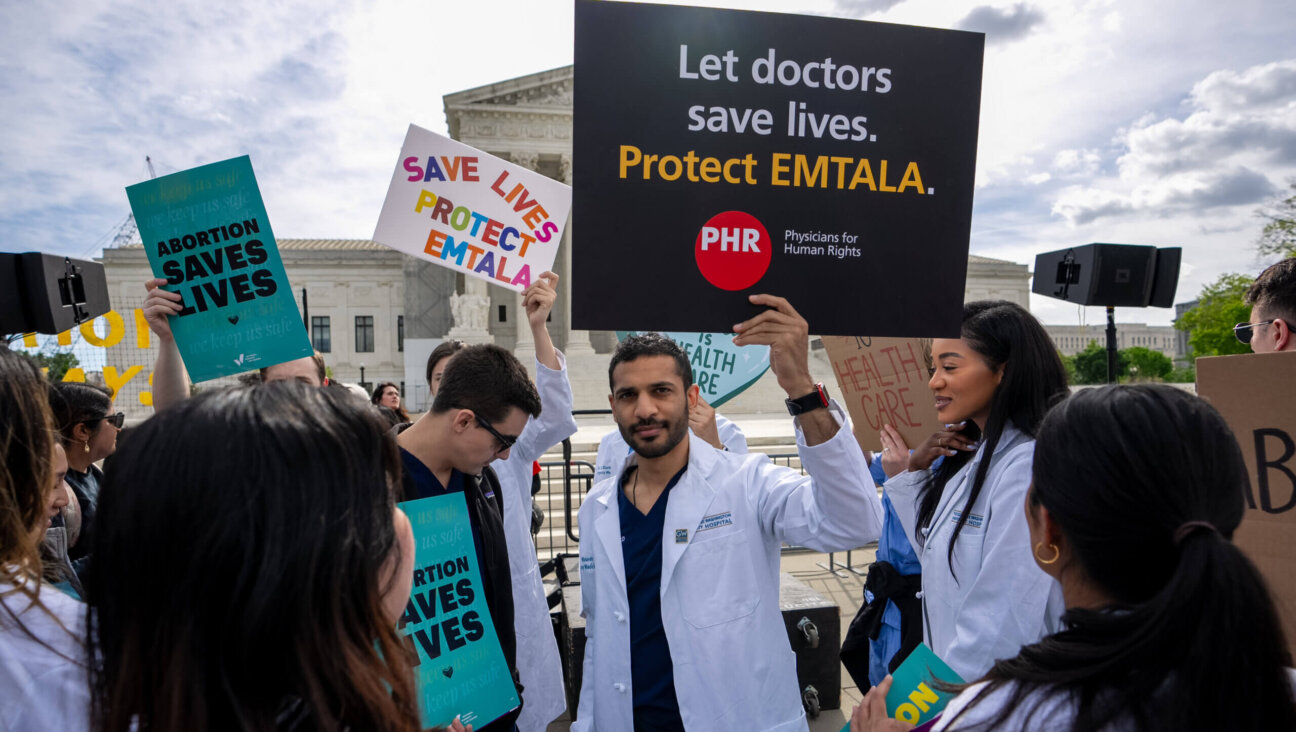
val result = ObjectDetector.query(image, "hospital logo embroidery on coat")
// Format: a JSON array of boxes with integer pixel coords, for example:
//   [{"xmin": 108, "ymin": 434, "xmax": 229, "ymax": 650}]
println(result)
[
  {"xmin": 675, "ymin": 529, "xmax": 689, "ymax": 543},
  {"xmin": 697, "ymin": 511, "xmax": 733, "ymax": 533},
  {"xmin": 581, "ymin": 555, "xmax": 595, "ymax": 570},
  {"xmin": 950, "ymin": 509, "xmax": 985, "ymax": 529}
]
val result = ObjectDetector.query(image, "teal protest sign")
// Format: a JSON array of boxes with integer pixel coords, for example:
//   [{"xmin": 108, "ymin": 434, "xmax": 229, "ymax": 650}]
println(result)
[
  {"xmin": 398, "ymin": 494, "xmax": 520, "ymax": 729},
  {"xmin": 616, "ymin": 331, "xmax": 769, "ymax": 407},
  {"xmin": 837, "ymin": 643, "xmax": 963, "ymax": 732},
  {"xmin": 884, "ymin": 642, "xmax": 964, "ymax": 726},
  {"xmin": 126, "ymin": 156, "xmax": 312, "ymax": 382}
]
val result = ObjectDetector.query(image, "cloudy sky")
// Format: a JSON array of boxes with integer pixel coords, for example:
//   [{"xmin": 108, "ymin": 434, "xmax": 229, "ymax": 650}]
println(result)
[{"xmin": 2, "ymin": 0, "xmax": 1293, "ymax": 326}]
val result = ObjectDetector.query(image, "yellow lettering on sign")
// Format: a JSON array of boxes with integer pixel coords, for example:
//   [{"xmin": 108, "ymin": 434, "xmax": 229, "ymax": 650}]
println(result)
[
  {"xmin": 102, "ymin": 366, "xmax": 143, "ymax": 402},
  {"xmin": 139, "ymin": 371, "xmax": 153, "ymax": 407},
  {"xmin": 79, "ymin": 311, "xmax": 125, "ymax": 348},
  {"xmin": 62, "ymin": 368, "xmax": 86, "ymax": 383},
  {"xmin": 22, "ymin": 333, "xmax": 38, "ymax": 348},
  {"xmin": 57, "ymin": 330, "xmax": 71, "ymax": 346},
  {"xmin": 133, "ymin": 308, "xmax": 151, "ymax": 349},
  {"xmin": 895, "ymin": 702, "xmax": 921, "ymax": 723},
  {"xmin": 908, "ymin": 683, "xmax": 939, "ymax": 712}
]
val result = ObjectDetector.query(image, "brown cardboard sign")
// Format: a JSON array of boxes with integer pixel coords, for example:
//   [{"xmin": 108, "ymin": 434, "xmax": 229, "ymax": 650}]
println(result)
[
  {"xmin": 1196, "ymin": 350, "xmax": 1296, "ymax": 660},
  {"xmin": 822, "ymin": 336, "xmax": 939, "ymax": 452}
]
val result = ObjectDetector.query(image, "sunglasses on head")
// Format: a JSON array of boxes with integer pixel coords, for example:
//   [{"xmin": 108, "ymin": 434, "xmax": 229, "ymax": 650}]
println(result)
[
  {"xmin": 85, "ymin": 412, "xmax": 125, "ymax": 429},
  {"xmin": 473, "ymin": 414, "xmax": 517, "ymax": 454},
  {"xmin": 1233, "ymin": 320, "xmax": 1276, "ymax": 344}
]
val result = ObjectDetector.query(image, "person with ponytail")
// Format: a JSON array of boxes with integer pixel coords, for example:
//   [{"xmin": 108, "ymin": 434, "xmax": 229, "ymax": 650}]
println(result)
[
  {"xmin": 48, "ymin": 381, "xmax": 120, "ymax": 576},
  {"xmin": 878, "ymin": 301, "xmax": 1069, "ymax": 680},
  {"xmin": 0, "ymin": 348, "xmax": 90, "ymax": 729},
  {"xmin": 855, "ymin": 384, "xmax": 1296, "ymax": 731}
]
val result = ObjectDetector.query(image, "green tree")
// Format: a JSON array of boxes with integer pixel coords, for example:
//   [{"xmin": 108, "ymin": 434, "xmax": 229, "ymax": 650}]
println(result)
[
  {"xmin": 1059, "ymin": 352, "xmax": 1078, "ymax": 385},
  {"xmin": 1121, "ymin": 346, "xmax": 1173, "ymax": 381},
  {"xmin": 1166, "ymin": 365, "xmax": 1196, "ymax": 383},
  {"xmin": 1072, "ymin": 340, "xmax": 1127, "ymax": 384},
  {"xmin": 1175, "ymin": 273, "xmax": 1253, "ymax": 357},
  {"xmin": 30, "ymin": 350, "xmax": 79, "ymax": 381},
  {"xmin": 1256, "ymin": 180, "xmax": 1296, "ymax": 258}
]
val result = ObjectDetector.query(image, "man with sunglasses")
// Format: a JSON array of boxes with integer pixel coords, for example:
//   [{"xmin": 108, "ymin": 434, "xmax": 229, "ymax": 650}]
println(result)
[
  {"xmin": 416, "ymin": 272, "xmax": 579, "ymax": 732},
  {"xmin": 1237, "ymin": 257, "xmax": 1296, "ymax": 353},
  {"xmin": 396, "ymin": 342, "xmax": 542, "ymax": 732}
]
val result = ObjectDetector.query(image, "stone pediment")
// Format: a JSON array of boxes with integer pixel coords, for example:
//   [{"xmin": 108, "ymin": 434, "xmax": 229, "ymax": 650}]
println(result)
[{"xmin": 444, "ymin": 66, "xmax": 573, "ymax": 112}]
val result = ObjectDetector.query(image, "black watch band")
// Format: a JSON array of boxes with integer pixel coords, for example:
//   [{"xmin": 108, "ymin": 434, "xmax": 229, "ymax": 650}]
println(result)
[{"xmin": 786, "ymin": 383, "xmax": 830, "ymax": 416}]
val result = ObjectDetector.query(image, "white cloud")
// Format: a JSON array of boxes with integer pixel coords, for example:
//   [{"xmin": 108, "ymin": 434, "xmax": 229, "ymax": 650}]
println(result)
[
  {"xmin": 2, "ymin": 0, "xmax": 1295, "ymax": 330},
  {"xmin": 954, "ymin": 4, "xmax": 1045, "ymax": 44},
  {"xmin": 1053, "ymin": 59, "xmax": 1296, "ymax": 226}
]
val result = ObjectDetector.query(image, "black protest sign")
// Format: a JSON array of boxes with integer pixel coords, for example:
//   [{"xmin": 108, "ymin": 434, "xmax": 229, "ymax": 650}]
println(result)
[{"xmin": 572, "ymin": 0, "xmax": 983, "ymax": 337}]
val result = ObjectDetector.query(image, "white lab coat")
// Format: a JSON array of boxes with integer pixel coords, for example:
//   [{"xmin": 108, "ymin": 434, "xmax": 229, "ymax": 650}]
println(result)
[
  {"xmin": 493, "ymin": 352, "xmax": 578, "ymax": 732},
  {"xmin": 884, "ymin": 422, "xmax": 1065, "ymax": 681},
  {"xmin": 572, "ymin": 402, "xmax": 882, "ymax": 731},
  {"xmin": 593, "ymin": 413, "xmax": 748, "ymax": 483}
]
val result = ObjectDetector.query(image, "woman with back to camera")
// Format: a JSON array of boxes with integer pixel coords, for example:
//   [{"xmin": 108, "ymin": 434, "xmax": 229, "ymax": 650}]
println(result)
[
  {"xmin": 48, "ymin": 381, "xmax": 120, "ymax": 576},
  {"xmin": 878, "ymin": 300, "xmax": 1069, "ymax": 680},
  {"xmin": 372, "ymin": 382, "xmax": 412, "ymax": 424},
  {"xmin": 854, "ymin": 385, "xmax": 1296, "ymax": 730},
  {"xmin": 0, "ymin": 348, "xmax": 89, "ymax": 729},
  {"xmin": 86, "ymin": 381, "xmax": 441, "ymax": 731}
]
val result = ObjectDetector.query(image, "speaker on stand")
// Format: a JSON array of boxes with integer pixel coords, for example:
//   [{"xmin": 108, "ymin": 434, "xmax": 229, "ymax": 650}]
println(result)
[{"xmin": 1032, "ymin": 244, "xmax": 1182, "ymax": 383}]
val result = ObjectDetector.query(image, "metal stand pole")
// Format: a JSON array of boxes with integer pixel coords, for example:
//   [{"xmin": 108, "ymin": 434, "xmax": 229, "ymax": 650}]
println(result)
[{"xmin": 1106, "ymin": 306, "xmax": 1118, "ymax": 384}]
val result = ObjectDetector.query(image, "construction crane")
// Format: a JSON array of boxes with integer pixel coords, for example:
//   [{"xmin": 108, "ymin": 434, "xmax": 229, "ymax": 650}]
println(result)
[{"xmin": 103, "ymin": 156, "xmax": 159, "ymax": 251}]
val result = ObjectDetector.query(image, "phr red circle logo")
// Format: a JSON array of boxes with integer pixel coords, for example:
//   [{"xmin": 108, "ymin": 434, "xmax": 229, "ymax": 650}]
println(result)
[{"xmin": 694, "ymin": 211, "xmax": 772, "ymax": 291}]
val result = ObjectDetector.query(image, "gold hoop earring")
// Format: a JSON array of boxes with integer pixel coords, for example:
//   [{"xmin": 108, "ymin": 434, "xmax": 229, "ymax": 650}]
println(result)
[{"xmin": 1034, "ymin": 542, "xmax": 1060, "ymax": 565}]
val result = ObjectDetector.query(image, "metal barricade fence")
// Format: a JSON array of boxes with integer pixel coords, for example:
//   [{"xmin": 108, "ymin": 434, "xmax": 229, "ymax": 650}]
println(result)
[{"xmin": 531, "ymin": 423, "xmax": 874, "ymax": 577}]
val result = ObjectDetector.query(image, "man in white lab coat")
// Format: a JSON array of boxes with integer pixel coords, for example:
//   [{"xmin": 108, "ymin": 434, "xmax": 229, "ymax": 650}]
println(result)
[{"xmin": 573, "ymin": 295, "xmax": 884, "ymax": 732}]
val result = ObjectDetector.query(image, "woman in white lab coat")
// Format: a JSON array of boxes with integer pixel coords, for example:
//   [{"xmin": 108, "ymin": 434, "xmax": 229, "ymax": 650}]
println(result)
[
  {"xmin": 878, "ymin": 301, "xmax": 1069, "ymax": 681},
  {"xmin": 854, "ymin": 385, "xmax": 1296, "ymax": 731}
]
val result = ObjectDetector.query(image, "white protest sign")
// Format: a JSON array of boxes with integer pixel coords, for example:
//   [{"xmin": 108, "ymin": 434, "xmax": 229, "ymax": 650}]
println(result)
[{"xmin": 374, "ymin": 124, "xmax": 570, "ymax": 292}]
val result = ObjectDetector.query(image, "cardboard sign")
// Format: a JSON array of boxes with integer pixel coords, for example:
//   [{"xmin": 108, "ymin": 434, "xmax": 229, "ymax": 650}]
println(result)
[
  {"xmin": 125, "ymin": 156, "xmax": 313, "ymax": 382},
  {"xmin": 822, "ymin": 336, "xmax": 938, "ymax": 452},
  {"xmin": 1195, "ymin": 351, "xmax": 1296, "ymax": 660},
  {"xmin": 398, "ymin": 494, "xmax": 520, "ymax": 728},
  {"xmin": 374, "ymin": 124, "xmax": 570, "ymax": 293},
  {"xmin": 616, "ymin": 331, "xmax": 769, "ymax": 407},
  {"xmin": 573, "ymin": 0, "xmax": 982, "ymax": 336}
]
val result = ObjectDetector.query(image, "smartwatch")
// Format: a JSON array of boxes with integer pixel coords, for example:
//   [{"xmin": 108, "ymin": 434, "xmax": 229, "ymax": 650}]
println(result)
[{"xmin": 785, "ymin": 383, "xmax": 830, "ymax": 416}]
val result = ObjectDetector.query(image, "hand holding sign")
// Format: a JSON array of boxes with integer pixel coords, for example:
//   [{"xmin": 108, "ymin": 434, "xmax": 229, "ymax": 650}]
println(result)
[
  {"xmin": 849, "ymin": 676, "xmax": 914, "ymax": 732},
  {"xmin": 731, "ymin": 293, "xmax": 814, "ymax": 397},
  {"xmin": 688, "ymin": 396, "xmax": 723, "ymax": 449},
  {"xmin": 880, "ymin": 422, "xmax": 977, "ymax": 477},
  {"xmin": 142, "ymin": 278, "xmax": 183, "ymax": 342},
  {"xmin": 523, "ymin": 271, "xmax": 559, "ymax": 329}
]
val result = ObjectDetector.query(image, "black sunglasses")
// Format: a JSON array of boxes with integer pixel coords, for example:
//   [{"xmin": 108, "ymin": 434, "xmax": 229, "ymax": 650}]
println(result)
[
  {"xmin": 85, "ymin": 412, "xmax": 125, "ymax": 429},
  {"xmin": 1234, "ymin": 320, "xmax": 1276, "ymax": 344},
  {"xmin": 474, "ymin": 414, "xmax": 517, "ymax": 454}
]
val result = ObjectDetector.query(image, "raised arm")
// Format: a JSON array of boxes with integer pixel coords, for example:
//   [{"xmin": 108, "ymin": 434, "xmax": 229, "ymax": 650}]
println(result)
[
  {"xmin": 731, "ymin": 293, "xmax": 837, "ymax": 445},
  {"xmin": 142, "ymin": 278, "xmax": 190, "ymax": 412}
]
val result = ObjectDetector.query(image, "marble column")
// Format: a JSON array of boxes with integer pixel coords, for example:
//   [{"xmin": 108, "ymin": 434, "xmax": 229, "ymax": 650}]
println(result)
[{"xmin": 559, "ymin": 153, "xmax": 595, "ymax": 354}]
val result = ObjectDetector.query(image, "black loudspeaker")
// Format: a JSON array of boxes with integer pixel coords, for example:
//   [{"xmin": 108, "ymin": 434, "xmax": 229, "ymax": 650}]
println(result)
[
  {"xmin": 1032, "ymin": 243, "xmax": 1181, "ymax": 308},
  {"xmin": 0, "ymin": 253, "xmax": 111, "ymax": 336}
]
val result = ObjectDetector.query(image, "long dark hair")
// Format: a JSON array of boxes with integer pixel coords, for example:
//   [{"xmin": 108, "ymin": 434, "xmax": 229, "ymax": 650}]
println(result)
[
  {"xmin": 949, "ymin": 385, "xmax": 1296, "ymax": 731},
  {"xmin": 87, "ymin": 382, "xmax": 419, "ymax": 731},
  {"xmin": 0, "ymin": 348, "xmax": 68, "ymax": 643},
  {"xmin": 916, "ymin": 301, "xmax": 1068, "ymax": 573},
  {"xmin": 48, "ymin": 381, "xmax": 112, "ymax": 446},
  {"xmin": 371, "ymin": 381, "xmax": 411, "ymax": 423}
]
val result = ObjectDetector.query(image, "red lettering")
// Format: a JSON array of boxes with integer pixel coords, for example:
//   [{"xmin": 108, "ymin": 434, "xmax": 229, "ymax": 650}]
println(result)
[
  {"xmin": 490, "ymin": 170, "xmax": 511, "ymax": 198},
  {"xmin": 429, "ymin": 196, "xmax": 454, "ymax": 225},
  {"xmin": 481, "ymin": 218, "xmax": 504, "ymax": 247}
]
